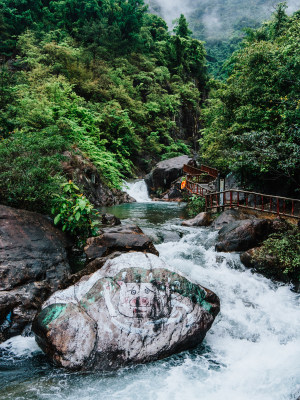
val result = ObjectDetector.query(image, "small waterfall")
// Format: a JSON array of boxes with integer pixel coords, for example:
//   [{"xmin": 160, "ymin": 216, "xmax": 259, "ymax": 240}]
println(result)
[{"xmin": 123, "ymin": 180, "xmax": 151, "ymax": 203}]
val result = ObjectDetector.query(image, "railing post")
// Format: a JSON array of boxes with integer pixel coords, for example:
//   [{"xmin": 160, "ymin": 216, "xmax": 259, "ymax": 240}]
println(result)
[
  {"xmin": 237, "ymin": 192, "xmax": 240, "ymax": 207},
  {"xmin": 292, "ymin": 200, "xmax": 294, "ymax": 216},
  {"xmin": 270, "ymin": 197, "xmax": 272, "ymax": 212},
  {"xmin": 283, "ymin": 199, "xmax": 286, "ymax": 215},
  {"xmin": 261, "ymin": 196, "xmax": 264, "ymax": 212},
  {"xmin": 277, "ymin": 198, "xmax": 279, "ymax": 216}
]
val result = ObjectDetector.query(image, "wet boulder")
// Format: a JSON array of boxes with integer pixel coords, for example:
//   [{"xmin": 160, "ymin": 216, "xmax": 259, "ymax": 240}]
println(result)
[
  {"xmin": 101, "ymin": 213, "xmax": 121, "ymax": 226},
  {"xmin": 0, "ymin": 205, "xmax": 72, "ymax": 342},
  {"xmin": 212, "ymin": 209, "xmax": 253, "ymax": 230},
  {"xmin": 84, "ymin": 225, "xmax": 159, "ymax": 262},
  {"xmin": 215, "ymin": 218, "xmax": 273, "ymax": 252},
  {"xmin": 240, "ymin": 247, "xmax": 286, "ymax": 281},
  {"xmin": 182, "ymin": 212, "xmax": 212, "ymax": 227},
  {"xmin": 145, "ymin": 155, "xmax": 191, "ymax": 196},
  {"xmin": 162, "ymin": 178, "xmax": 184, "ymax": 201},
  {"xmin": 33, "ymin": 252, "xmax": 220, "ymax": 370}
]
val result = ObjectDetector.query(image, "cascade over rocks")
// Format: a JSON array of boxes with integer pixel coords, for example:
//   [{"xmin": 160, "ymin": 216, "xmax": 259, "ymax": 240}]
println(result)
[
  {"xmin": 145, "ymin": 155, "xmax": 191, "ymax": 196},
  {"xmin": 84, "ymin": 225, "xmax": 159, "ymax": 262},
  {"xmin": 0, "ymin": 205, "xmax": 72, "ymax": 342},
  {"xmin": 33, "ymin": 252, "xmax": 220, "ymax": 371}
]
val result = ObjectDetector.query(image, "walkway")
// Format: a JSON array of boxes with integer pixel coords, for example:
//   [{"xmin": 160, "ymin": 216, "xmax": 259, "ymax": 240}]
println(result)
[{"xmin": 183, "ymin": 164, "xmax": 300, "ymax": 220}]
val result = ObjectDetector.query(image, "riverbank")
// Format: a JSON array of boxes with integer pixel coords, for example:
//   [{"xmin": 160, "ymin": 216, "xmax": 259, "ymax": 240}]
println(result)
[{"xmin": 1, "ymin": 198, "xmax": 300, "ymax": 400}]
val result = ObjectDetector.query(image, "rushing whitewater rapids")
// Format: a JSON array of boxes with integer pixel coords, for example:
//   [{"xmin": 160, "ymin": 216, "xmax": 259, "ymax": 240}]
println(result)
[{"xmin": 1, "ymin": 181, "xmax": 300, "ymax": 400}]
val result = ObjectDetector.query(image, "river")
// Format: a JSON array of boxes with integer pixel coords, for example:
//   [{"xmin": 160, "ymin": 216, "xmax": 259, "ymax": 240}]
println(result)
[{"xmin": 1, "ymin": 180, "xmax": 300, "ymax": 400}]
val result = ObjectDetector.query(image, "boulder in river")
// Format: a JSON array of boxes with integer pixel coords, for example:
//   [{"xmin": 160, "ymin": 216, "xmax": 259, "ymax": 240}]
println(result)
[
  {"xmin": 84, "ymin": 225, "xmax": 159, "ymax": 262},
  {"xmin": 101, "ymin": 213, "xmax": 121, "ymax": 226},
  {"xmin": 182, "ymin": 212, "xmax": 212, "ymax": 227},
  {"xmin": 240, "ymin": 247, "xmax": 288, "ymax": 281},
  {"xmin": 145, "ymin": 155, "xmax": 191, "ymax": 196},
  {"xmin": 33, "ymin": 252, "xmax": 220, "ymax": 370},
  {"xmin": 211, "ymin": 209, "xmax": 254, "ymax": 230},
  {"xmin": 0, "ymin": 205, "xmax": 72, "ymax": 342},
  {"xmin": 215, "ymin": 218, "xmax": 273, "ymax": 252}
]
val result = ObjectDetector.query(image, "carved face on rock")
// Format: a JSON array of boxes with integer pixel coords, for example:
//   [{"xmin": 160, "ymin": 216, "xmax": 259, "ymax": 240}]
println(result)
[{"xmin": 118, "ymin": 282, "xmax": 163, "ymax": 318}]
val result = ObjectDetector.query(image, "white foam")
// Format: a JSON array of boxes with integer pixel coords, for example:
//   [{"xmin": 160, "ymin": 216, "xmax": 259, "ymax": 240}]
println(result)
[
  {"xmin": 0, "ymin": 335, "xmax": 41, "ymax": 357},
  {"xmin": 123, "ymin": 180, "xmax": 151, "ymax": 203}
]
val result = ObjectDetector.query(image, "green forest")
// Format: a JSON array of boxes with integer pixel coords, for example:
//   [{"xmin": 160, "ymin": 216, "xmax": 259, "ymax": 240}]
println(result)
[
  {"xmin": 0, "ymin": 1, "xmax": 299, "ymax": 225},
  {"xmin": 148, "ymin": 0, "xmax": 291, "ymax": 78}
]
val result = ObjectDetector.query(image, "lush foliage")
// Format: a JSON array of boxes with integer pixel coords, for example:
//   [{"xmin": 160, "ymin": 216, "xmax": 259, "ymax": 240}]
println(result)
[
  {"xmin": 255, "ymin": 227, "xmax": 300, "ymax": 281},
  {"xmin": 52, "ymin": 181, "xmax": 99, "ymax": 241},
  {"xmin": 187, "ymin": 195, "xmax": 206, "ymax": 217},
  {"xmin": 149, "ymin": 0, "xmax": 285, "ymax": 78},
  {"xmin": 0, "ymin": 131, "xmax": 67, "ymax": 213},
  {"xmin": 200, "ymin": 6, "xmax": 300, "ymax": 195},
  {"xmin": 0, "ymin": 0, "xmax": 207, "ymax": 213}
]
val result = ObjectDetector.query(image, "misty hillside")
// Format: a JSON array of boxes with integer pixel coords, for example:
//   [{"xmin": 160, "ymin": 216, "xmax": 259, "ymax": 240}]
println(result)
[{"xmin": 147, "ymin": 0, "xmax": 298, "ymax": 76}]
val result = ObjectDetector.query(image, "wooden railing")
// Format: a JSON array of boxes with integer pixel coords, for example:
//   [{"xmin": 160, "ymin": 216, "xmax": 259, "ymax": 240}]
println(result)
[
  {"xmin": 186, "ymin": 180, "xmax": 212, "ymax": 197},
  {"xmin": 205, "ymin": 189, "xmax": 300, "ymax": 219},
  {"xmin": 183, "ymin": 164, "xmax": 219, "ymax": 179},
  {"xmin": 183, "ymin": 164, "xmax": 300, "ymax": 219}
]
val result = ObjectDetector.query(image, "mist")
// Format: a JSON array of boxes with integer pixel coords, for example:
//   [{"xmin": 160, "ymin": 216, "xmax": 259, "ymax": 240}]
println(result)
[
  {"xmin": 147, "ymin": 0, "xmax": 299, "ymax": 39},
  {"xmin": 146, "ymin": 0, "xmax": 195, "ymax": 28}
]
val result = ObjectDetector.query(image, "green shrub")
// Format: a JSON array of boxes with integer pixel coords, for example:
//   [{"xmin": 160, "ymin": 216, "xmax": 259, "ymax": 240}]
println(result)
[
  {"xmin": 255, "ymin": 228, "xmax": 300, "ymax": 281},
  {"xmin": 187, "ymin": 195, "xmax": 206, "ymax": 217},
  {"xmin": 52, "ymin": 181, "xmax": 99, "ymax": 243},
  {"xmin": 0, "ymin": 131, "xmax": 68, "ymax": 213}
]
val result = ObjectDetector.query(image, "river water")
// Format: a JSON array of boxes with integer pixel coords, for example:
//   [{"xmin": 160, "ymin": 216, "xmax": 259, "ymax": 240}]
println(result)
[{"xmin": 1, "ymin": 180, "xmax": 300, "ymax": 400}]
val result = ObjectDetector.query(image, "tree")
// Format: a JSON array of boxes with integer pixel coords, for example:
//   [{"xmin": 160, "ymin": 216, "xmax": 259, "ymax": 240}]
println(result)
[{"xmin": 173, "ymin": 14, "xmax": 192, "ymax": 38}]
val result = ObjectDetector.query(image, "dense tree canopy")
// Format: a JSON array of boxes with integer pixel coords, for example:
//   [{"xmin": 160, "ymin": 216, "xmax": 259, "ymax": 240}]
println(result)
[
  {"xmin": 200, "ymin": 5, "xmax": 300, "ymax": 195},
  {"xmin": 0, "ymin": 0, "xmax": 207, "ymax": 212}
]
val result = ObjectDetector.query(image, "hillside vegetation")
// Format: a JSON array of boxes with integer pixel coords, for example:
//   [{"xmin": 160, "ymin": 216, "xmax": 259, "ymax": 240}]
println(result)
[
  {"xmin": 148, "ymin": 0, "xmax": 292, "ymax": 78},
  {"xmin": 0, "ymin": 0, "xmax": 207, "ymax": 213},
  {"xmin": 0, "ymin": 0, "xmax": 299, "ymax": 226},
  {"xmin": 200, "ymin": 5, "xmax": 300, "ymax": 196}
]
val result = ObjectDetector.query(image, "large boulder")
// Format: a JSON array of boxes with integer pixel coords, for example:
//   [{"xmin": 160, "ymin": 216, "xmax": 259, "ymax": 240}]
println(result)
[
  {"xmin": 182, "ymin": 212, "xmax": 212, "ymax": 227},
  {"xmin": 240, "ymin": 247, "xmax": 287, "ymax": 281},
  {"xmin": 101, "ymin": 213, "xmax": 121, "ymax": 226},
  {"xmin": 33, "ymin": 252, "xmax": 220, "ymax": 370},
  {"xmin": 212, "ymin": 209, "xmax": 254, "ymax": 230},
  {"xmin": 215, "ymin": 218, "xmax": 273, "ymax": 252},
  {"xmin": 0, "ymin": 205, "xmax": 72, "ymax": 342},
  {"xmin": 145, "ymin": 155, "xmax": 191, "ymax": 196},
  {"xmin": 84, "ymin": 225, "xmax": 159, "ymax": 262}
]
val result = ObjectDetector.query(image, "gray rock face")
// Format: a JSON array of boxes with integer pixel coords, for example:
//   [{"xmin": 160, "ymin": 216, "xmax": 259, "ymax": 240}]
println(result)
[
  {"xmin": 0, "ymin": 205, "xmax": 71, "ymax": 342},
  {"xmin": 101, "ymin": 213, "xmax": 121, "ymax": 226},
  {"xmin": 145, "ymin": 155, "xmax": 191, "ymax": 196},
  {"xmin": 212, "ymin": 209, "xmax": 253, "ymax": 230},
  {"xmin": 215, "ymin": 218, "xmax": 273, "ymax": 252},
  {"xmin": 182, "ymin": 212, "xmax": 212, "ymax": 227},
  {"xmin": 84, "ymin": 225, "xmax": 159, "ymax": 262},
  {"xmin": 62, "ymin": 150, "xmax": 136, "ymax": 207},
  {"xmin": 33, "ymin": 253, "xmax": 220, "ymax": 371}
]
